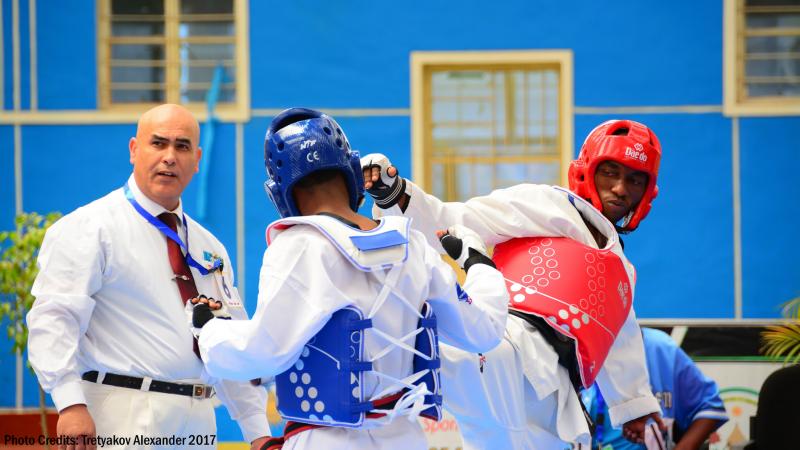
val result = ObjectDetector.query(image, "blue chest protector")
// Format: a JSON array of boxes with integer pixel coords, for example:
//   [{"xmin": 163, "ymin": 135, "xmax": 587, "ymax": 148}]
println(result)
[
  {"xmin": 415, "ymin": 301, "xmax": 443, "ymax": 421},
  {"xmin": 269, "ymin": 215, "xmax": 443, "ymax": 427},
  {"xmin": 275, "ymin": 306, "xmax": 372, "ymax": 427}
]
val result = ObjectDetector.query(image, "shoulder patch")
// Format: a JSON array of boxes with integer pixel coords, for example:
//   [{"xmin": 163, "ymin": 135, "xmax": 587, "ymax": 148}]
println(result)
[{"xmin": 349, "ymin": 230, "xmax": 408, "ymax": 251}]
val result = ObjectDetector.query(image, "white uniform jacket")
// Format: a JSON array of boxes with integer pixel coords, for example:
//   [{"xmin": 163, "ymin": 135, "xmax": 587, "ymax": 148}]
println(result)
[
  {"xmin": 197, "ymin": 215, "xmax": 509, "ymax": 449},
  {"xmin": 27, "ymin": 176, "xmax": 269, "ymax": 442},
  {"xmin": 374, "ymin": 181, "xmax": 660, "ymax": 428}
]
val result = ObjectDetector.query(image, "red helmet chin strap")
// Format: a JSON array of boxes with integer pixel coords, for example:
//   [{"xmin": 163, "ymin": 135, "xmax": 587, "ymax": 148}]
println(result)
[{"xmin": 568, "ymin": 120, "xmax": 661, "ymax": 232}]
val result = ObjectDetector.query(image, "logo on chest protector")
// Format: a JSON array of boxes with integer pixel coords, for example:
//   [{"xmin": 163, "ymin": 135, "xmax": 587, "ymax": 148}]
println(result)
[{"xmin": 617, "ymin": 280, "xmax": 629, "ymax": 308}]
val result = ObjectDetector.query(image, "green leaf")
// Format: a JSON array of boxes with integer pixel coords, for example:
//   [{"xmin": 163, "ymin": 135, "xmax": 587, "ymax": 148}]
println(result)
[
  {"xmin": 780, "ymin": 296, "xmax": 800, "ymax": 321},
  {"xmin": 0, "ymin": 211, "xmax": 62, "ymax": 356},
  {"xmin": 761, "ymin": 323, "xmax": 800, "ymax": 364}
]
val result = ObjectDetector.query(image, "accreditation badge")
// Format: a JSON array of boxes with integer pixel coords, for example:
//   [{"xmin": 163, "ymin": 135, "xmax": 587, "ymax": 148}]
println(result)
[
  {"xmin": 213, "ymin": 268, "xmax": 242, "ymax": 308},
  {"xmin": 202, "ymin": 251, "xmax": 243, "ymax": 310}
]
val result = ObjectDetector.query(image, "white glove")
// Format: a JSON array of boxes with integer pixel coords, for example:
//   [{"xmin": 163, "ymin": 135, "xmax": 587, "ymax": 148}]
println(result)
[
  {"xmin": 438, "ymin": 225, "xmax": 495, "ymax": 272},
  {"xmin": 360, "ymin": 152, "xmax": 406, "ymax": 208}
]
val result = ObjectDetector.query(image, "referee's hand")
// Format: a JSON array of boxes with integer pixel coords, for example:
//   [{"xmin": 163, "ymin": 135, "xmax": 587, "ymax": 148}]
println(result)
[{"xmin": 57, "ymin": 404, "xmax": 97, "ymax": 450}]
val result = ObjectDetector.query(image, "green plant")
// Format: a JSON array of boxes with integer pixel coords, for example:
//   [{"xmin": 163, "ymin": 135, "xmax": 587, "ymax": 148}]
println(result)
[
  {"xmin": 0, "ymin": 212, "xmax": 61, "ymax": 350},
  {"xmin": 761, "ymin": 296, "xmax": 800, "ymax": 364},
  {"xmin": 0, "ymin": 211, "xmax": 62, "ymax": 445}
]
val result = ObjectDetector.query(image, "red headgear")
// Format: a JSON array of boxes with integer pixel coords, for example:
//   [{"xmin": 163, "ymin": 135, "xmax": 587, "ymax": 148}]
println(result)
[{"xmin": 568, "ymin": 120, "xmax": 661, "ymax": 232}]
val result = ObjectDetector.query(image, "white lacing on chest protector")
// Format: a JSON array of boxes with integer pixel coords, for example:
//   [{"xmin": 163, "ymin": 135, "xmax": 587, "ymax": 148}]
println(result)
[{"xmin": 361, "ymin": 265, "xmax": 438, "ymax": 424}]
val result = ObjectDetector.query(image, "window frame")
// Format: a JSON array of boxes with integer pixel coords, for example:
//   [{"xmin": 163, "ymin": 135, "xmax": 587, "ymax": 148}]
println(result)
[
  {"xmin": 96, "ymin": 0, "xmax": 250, "ymax": 120},
  {"xmin": 723, "ymin": 0, "xmax": 800, "ymax": 116},
  {"xmin": 410, "ymin": 50, "xmax": 574, "ymax": 197}
]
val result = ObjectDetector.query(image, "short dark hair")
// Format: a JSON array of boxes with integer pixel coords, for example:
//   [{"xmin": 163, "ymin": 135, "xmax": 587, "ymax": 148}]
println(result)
[{"xmin": 293, "ymin": 169, "xmax": 343, "ymax": 190}]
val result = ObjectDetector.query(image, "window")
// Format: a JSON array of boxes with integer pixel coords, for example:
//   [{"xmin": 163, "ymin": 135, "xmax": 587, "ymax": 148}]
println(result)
[
  {"xmin": 98, "ymin": 0, "xmax": 249, "ymax": 114},
  {"xmin": 724, "ymin": 0, "xmax": 800, "ymax": 115},
  {"xmin": 411, "ymin": 51, "xmax": 573, "ymax": 201}
]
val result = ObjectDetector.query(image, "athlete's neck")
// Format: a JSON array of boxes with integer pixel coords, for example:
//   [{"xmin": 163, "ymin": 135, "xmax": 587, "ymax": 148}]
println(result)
[
  {"xmin": 583, "ymin": 217, "xmax": 608, "ymax": 249},
  {"xmin": 294, "ymin": 175, "xmax": 378, "ymax": 231},
  {"xmin": 313, "ymin": 208, "xmax": 377, "ymax": 231}
]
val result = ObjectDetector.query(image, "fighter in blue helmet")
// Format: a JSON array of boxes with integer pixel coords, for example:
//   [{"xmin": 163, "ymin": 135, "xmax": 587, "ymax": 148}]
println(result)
[
  {"xmin": 263, "ymin": 108, "xmax": 364, "ymax": 218},
  {"xmin": 187, "ymin": 108, "xmax": 510, "ymax": 450}
]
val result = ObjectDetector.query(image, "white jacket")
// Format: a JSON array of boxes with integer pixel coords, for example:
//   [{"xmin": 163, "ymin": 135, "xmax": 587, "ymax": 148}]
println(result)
[{"xmin": 374, "ymin": 181, "xmax": 660, "ymax": 430}]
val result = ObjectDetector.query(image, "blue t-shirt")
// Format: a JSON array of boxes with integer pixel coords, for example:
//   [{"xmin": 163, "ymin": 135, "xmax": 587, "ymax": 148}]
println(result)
[{"xmin": 581, "ymin": 328, "xmax": 729, "ymax": 449}]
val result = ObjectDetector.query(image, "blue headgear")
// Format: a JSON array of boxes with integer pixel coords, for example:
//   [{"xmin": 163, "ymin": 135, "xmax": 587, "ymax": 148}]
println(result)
[{"xmin": 264, "ymin": 108, "xmax": 365, "ymax": 218}]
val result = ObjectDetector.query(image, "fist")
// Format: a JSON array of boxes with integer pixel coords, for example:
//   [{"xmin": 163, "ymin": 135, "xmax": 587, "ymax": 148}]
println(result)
[
  {"xmin": 437, "ymin": 225, "xmax": 494, "ymax": 272},
  {"xmin": 186, "ymin": 295, "xmax": 230, "ymax": 336},
  {"xmin": 360, "ymin": 152, "xmax": 405, "ymax": 208},
  {"xmin": 623, "ymin": 412, "xmax": 666, "ymax": 445}
]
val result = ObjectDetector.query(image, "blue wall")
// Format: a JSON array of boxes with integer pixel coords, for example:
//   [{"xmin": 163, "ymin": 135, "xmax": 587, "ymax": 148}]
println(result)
[
  {"xmin": 2, "ymin": 0, "xmax": 14, "ymax": 110},
  {"xmin": 740, "ymin": 117, "xmax": 800, "ymax": 317},
  {"xmin": 0, "ymin": 125, "xmax": 15, "ymax": 229},
  {"xmin": 37, "ymin": 0, "xmax": 97, "ymax": 109},
  {"xmin": 249, "ymin": 1, "xmax": 723, "ymax": 108},
  {"xmin": 1, "ymin": 0, "xmax": 798, "ymax": 438}
]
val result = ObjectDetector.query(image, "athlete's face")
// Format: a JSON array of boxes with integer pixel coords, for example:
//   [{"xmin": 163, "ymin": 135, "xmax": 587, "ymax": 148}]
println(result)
[{"xmin": 593, "ymin": 161, "xmax": 648, "ymax": 224}]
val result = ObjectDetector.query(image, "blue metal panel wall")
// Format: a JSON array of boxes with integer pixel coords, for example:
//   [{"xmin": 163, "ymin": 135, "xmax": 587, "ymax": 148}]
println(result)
[
  {"xmin": 36, "ymin": 0, "xmax": 97, "ymax": 109},
  {"xmin": 2, "ymin": 0, "xmax": 14, "ymax": 110},
  {"xmin": 0, "ymin": 125, "xmax": 14, "ymax": 227},
  {"xmin": 0, "ymin": 325, "xmax": 15, "ymax": 406},
  {"xmin": 249, "ymin": 0, "xmax": 722, "ymax": 108},
  {"xmin": 740, "ymin": 117, "xmax": 800, "ymax": 318},
  {"xmin": 0, "ymin": 125, "xmax": 16, "ymax": 407},
  {"xmin": 17, "ymin": 0, "xmax": 29, "ymax": 109},
  {"xmin": 193, "ymin": 122, "xmax": 239, "ymax": 269},
  {"xmin": 21, "ymin": 125, "xmax": 133, "ymax": 213},
  {"xmin": 241, "ymin": 117, "xmax": 272, "ymax": 316}
]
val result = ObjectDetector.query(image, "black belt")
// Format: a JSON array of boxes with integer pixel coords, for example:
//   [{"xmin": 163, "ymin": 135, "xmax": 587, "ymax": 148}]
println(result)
[{"xmin": 82, "ymin": 371, "xmax": 213, "ymax": 399}]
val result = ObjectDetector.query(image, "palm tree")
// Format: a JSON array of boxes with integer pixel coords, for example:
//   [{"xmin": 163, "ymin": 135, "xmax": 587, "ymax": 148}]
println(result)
[{"xmin": 761, "ymin": 296, "xmax": 800, "ymax": 364}]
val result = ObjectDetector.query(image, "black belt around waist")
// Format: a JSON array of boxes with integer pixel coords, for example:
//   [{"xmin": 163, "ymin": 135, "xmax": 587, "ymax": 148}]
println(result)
[{"xmin": 82, "ymin": 371, "xmax": 214, "ymax": 399}]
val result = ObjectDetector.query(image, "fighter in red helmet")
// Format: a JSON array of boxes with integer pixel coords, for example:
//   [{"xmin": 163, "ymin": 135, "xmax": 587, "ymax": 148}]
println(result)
[
  {"xmin": 570, "ymin": 119, "xmax": 660, "ymax": 233},
  {"xmin": 360, "ymin": 119, "xmax": 664, "ymax": 449}
]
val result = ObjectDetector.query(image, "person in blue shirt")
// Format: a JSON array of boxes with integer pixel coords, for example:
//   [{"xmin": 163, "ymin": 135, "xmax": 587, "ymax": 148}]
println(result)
[{"xmin": 582, "ymin": 327, "xmax": 729, "ymax": 450}]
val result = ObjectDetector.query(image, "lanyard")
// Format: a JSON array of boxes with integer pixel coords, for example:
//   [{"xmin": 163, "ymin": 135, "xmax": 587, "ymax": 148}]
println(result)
[{"xmin": 123, "ymin": 182, "xmax": 221, "ymax": 276}]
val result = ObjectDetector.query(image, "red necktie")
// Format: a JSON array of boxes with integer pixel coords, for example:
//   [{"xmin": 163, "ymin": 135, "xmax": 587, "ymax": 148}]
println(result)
[{"xmin": 158, "ymin": 212, "xmax": 202, "ymax": 359}]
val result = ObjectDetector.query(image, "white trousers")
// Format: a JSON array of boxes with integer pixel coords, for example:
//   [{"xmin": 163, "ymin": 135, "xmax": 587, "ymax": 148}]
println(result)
[
  {"xmin": 441, "ymin": 316, "xmax": 591, "ymax": 450},
  {"xmin": 82, "ymin": 380, "xmax": 216, "ymax": 450},
  {"xmin": 282, "ymin": 418, "xmax": 427, "ymax": 450}
]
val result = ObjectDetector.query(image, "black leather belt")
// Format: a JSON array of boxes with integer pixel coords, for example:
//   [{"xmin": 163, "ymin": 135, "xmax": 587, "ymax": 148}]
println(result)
[{"xmin": 82, "ymin": 371, "xmax": 214, "ymax": 399}]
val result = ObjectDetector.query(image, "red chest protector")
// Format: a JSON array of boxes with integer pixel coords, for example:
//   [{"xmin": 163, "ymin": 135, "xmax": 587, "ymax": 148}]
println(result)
[{"xmin": 493, "ymin": 237, "xmax": 632, "ymax": 387}]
